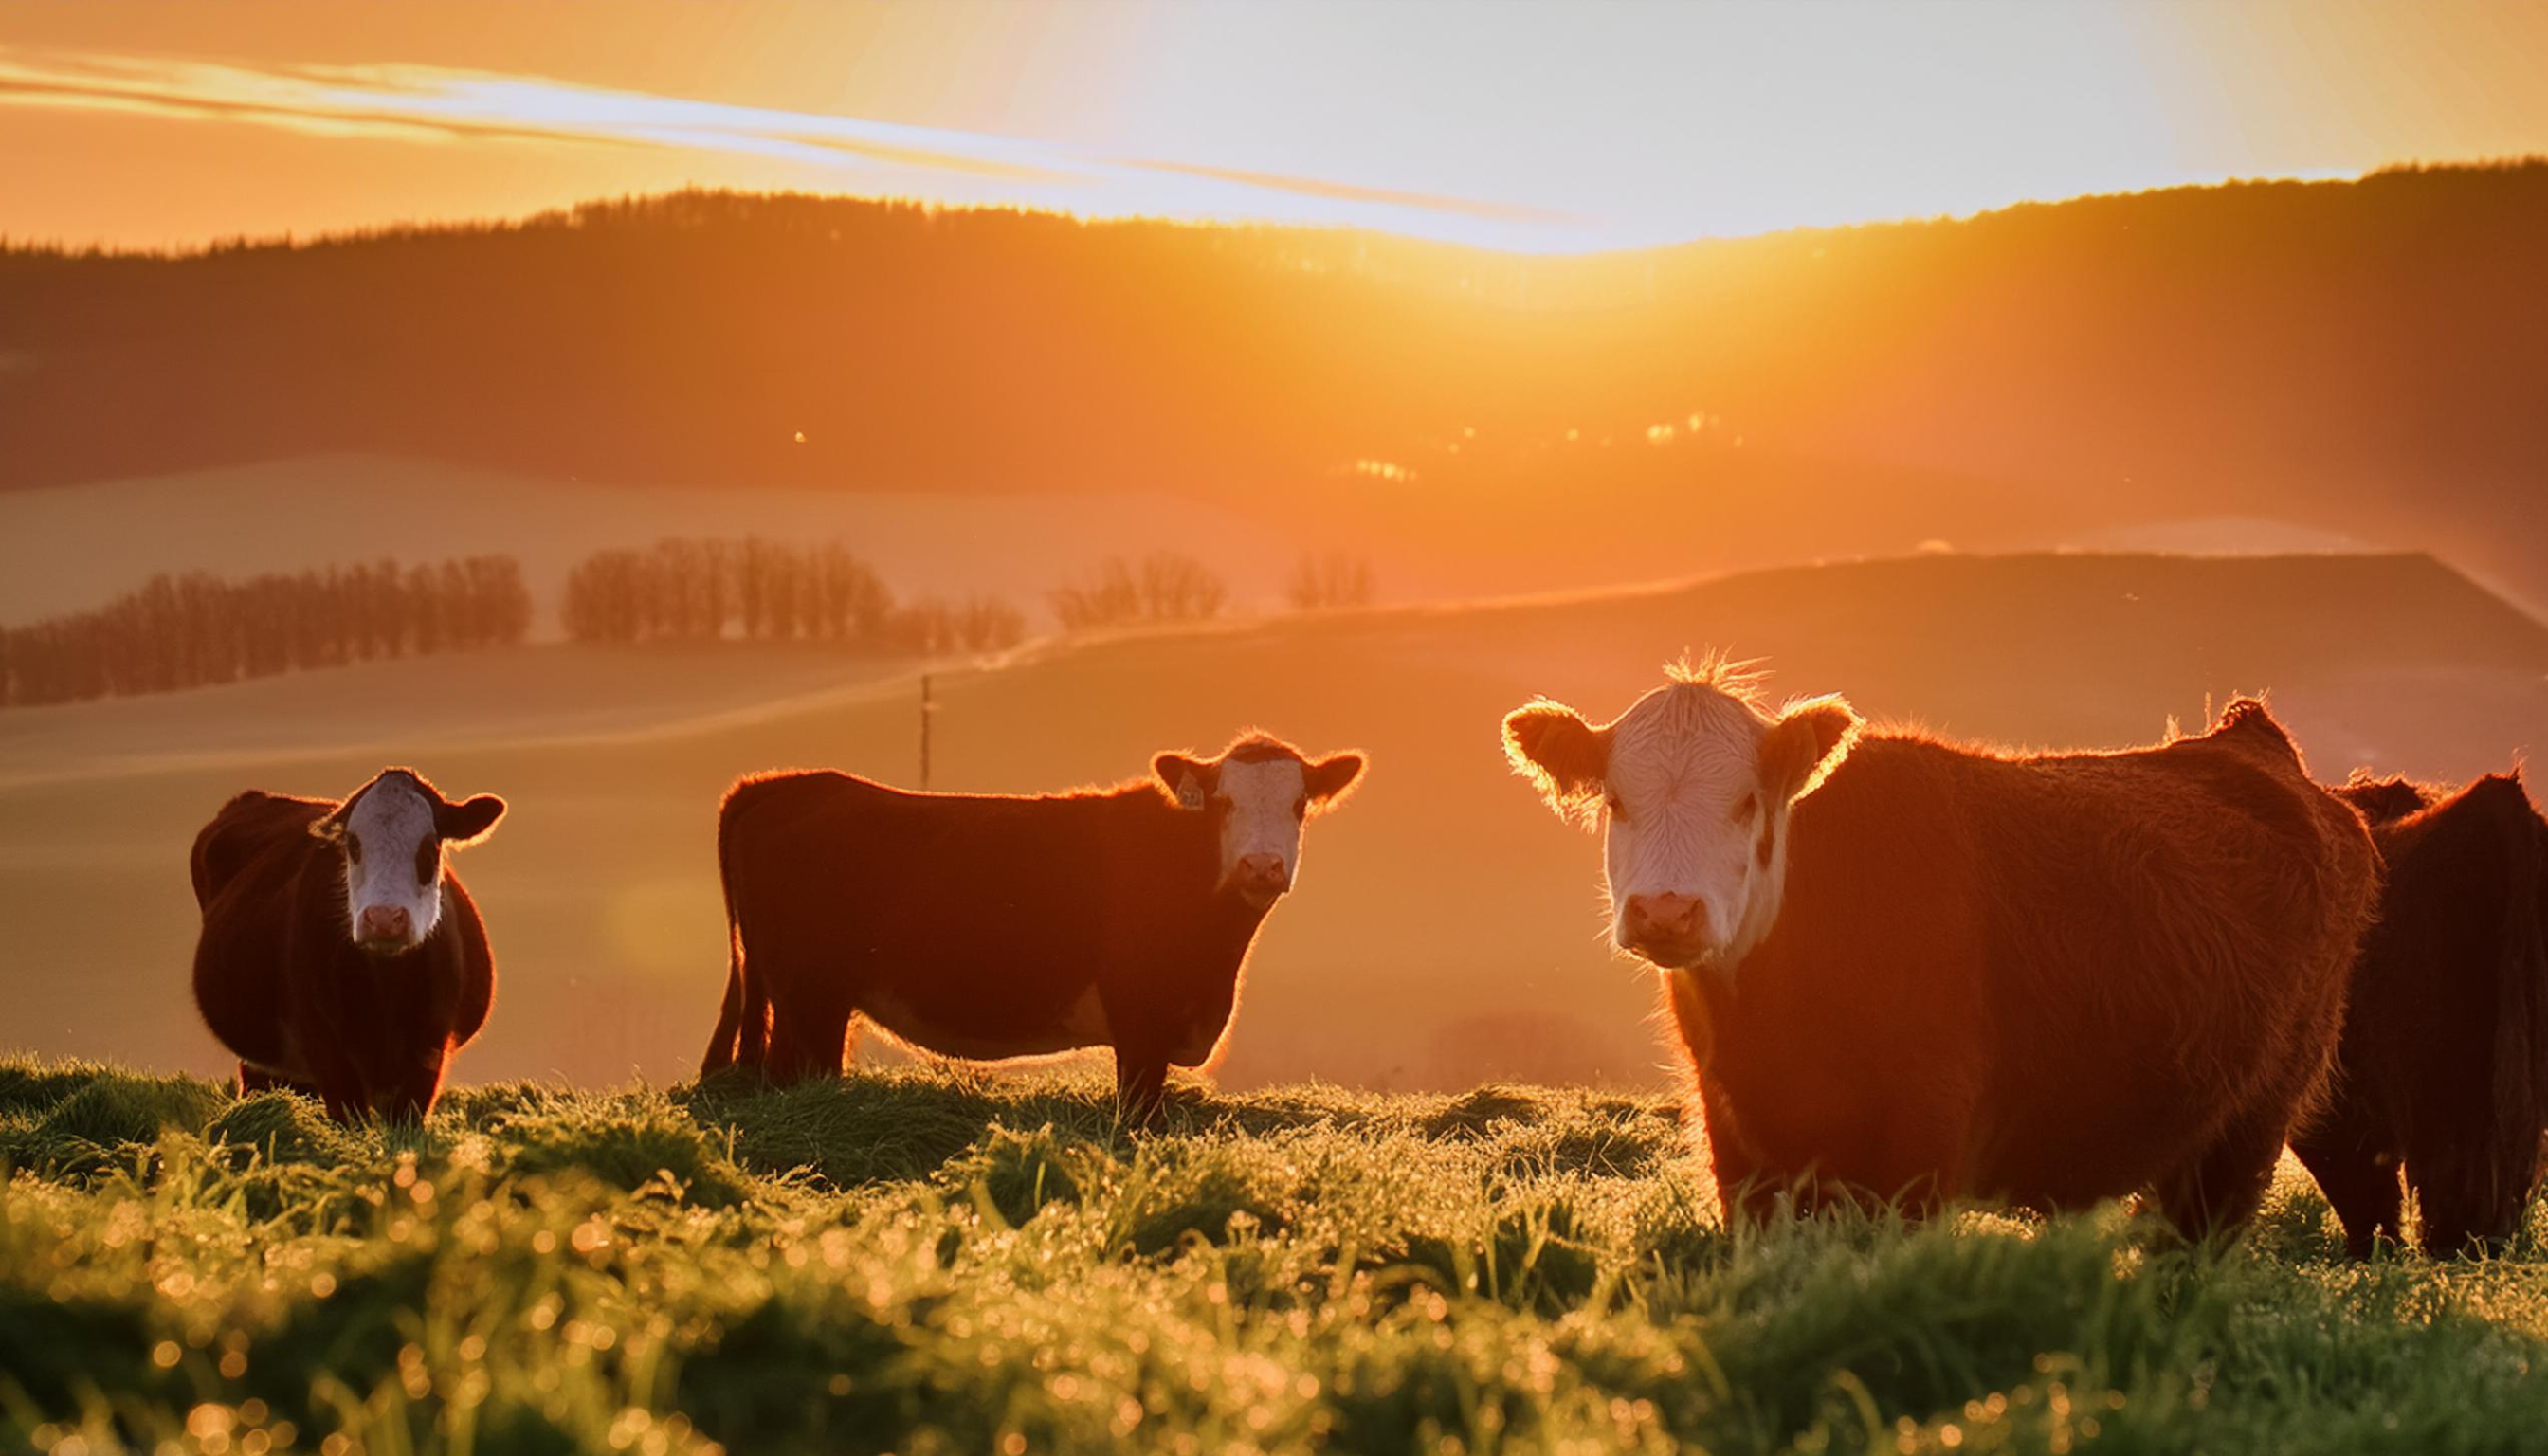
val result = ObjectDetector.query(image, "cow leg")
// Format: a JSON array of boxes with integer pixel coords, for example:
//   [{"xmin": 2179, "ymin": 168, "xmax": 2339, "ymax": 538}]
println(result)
[
  {"xmin": 1694, "ymin": 1085, "xmax": 1783, "ymax": 1227},
  {"xmin": 766, "ymin": 1003, "xmax": 851, "ymax": 1083},
  {"xmin": 2291, "ymin": 1132, "xmax": 2402, "ymax": 1259},
  {"xmin": 750, "ymin": 945, "xmax": 848, "ymax": 1085},
  {"xmin": 378, "ymin": 1046, "xmax": 450, "ymax": 1124},
  {"xmin": 1115, "ymin": 1048, "xmax": 1170, "ymax": 1128},
  {"xmin": 298, "ymin": 1037, "xmax": 374, "ymax": 1124},
  {"xmin": 2154, "ymin": 1111, "xmax": 2286, "ymax": 1243}
]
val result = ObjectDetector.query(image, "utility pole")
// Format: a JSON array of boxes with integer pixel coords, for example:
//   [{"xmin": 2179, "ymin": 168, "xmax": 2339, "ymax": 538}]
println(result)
[{"xmin": 919, "ymin": 673, "xmax": 936, "ymax": 790}]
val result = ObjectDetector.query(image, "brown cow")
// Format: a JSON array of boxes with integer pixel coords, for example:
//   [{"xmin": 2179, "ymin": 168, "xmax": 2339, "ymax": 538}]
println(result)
[
  {"xmin": 2294, "ymin": 771, "xmax": 2548, "ymax": 1257},
  {"xmin": 699, "ymin": 733, "xmax": 1364, "ymax": 1119},
  {"xmin": 190, "ymin": 769, "xmax": 505, "ymax": 1121},
  {"xmin": 1502, "ymin": 662, "xmax": 2377, "ymax": 1236}
]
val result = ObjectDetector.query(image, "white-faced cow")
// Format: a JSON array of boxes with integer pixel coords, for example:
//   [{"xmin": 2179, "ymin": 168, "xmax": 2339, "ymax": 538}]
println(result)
[
  {"xmin": 698, "ymin": 733, "xmax": 1364, "ymax": 1119},
  {"xmin": 190, "ymin": 768, "xmax": 505, "ymax": 1121},
  {"xmin": 1502, "ymin": 660, "xmax": 2377, "ymax": 1236}
]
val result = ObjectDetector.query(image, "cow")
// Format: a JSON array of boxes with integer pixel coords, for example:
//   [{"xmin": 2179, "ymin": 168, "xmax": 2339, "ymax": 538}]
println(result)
[
  {"xmin": 1502, "ymin": 660, "xmax": 2378, "ymax": 1238},
  {"xmin": 2293, "ymin": 771, "xmax": 2548, "ymax": 1257},
  {"xmin": 190, "ymin": 768, "xmax": 506, "ymax": 1121},
  {"xmin": 698, "ymin": 733, "xmax": 1365, "ymax": 1120}
]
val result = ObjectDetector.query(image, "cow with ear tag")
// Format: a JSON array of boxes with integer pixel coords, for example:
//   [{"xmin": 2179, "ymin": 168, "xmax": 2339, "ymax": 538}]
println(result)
[
  {"xmin": 1503, "ymin": 659, "xmax": 2376, "ymax": 1238},
  {"xmin": 701, "ymin": 732, "xmax": 1365, "ymax": 1122},
  {"xmin": 190, "ymin": 768, "xmax": 506, "ymax": 1121}
]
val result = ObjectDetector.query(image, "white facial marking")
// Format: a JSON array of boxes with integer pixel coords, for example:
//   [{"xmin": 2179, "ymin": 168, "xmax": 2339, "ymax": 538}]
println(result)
[
  {"xmin": 339, "ymin": 775, "xmax": 445, "ymax": 953},
  {"xmin": 1214, "ymin": 756, "xmax": 1310, "ymax": 902},
  {"xmin": 1600, "ymin": 684, "xmax": 1786, "ymax": 965}
]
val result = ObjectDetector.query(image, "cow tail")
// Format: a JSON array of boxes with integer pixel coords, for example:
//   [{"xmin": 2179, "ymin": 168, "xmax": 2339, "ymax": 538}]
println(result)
[{"xmin": 700, "ymin": 796, "xmax": 755, "ymax": 1078}]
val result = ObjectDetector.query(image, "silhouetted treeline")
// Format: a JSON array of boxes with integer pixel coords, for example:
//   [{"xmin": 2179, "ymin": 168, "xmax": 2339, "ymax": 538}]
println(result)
[
  {"xmin": 0, "ymin": 556, "xmax": 530, "ymax": 708},
  {"xmin": 1288, "ymin": 552, "xmax": 1375, "ymax": 610},
  {"xmin": 560, "ymin": 537, "xmax": 1027, "ymax": 654},
  {"xmin": 7, "ymin": 163, "xmax": 2548, "ymax": 606},
  {"xmin": 1049, "ymin": 554, "xmax": 1229, "ymax": 631}
]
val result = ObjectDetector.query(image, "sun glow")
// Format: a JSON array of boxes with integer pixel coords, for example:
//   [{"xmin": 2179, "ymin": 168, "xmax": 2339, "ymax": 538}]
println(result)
[{"xmin": 4, "ymin": 2, "xmax": 2547, "ymax": 254}]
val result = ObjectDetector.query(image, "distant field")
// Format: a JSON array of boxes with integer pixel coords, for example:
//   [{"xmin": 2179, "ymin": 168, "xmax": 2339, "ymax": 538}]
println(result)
[
  {"xmin": 0, "ymin": 549, "xmax": 2542, "ymax": 1093},
  {"xmin": 0, "ymin": 642, "xmax": 928, "ymax": 788},
  {"xmin": 0, "ymin": 455, "xmax": 1327, "ymax": 631},
  {"xmin": 7, "ymin": 1057, "xmax": 2548, "ymax": 1455}
]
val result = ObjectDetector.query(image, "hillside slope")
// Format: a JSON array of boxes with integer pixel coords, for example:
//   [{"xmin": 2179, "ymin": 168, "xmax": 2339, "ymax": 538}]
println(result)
[
  {"xmin": 7, "ymin": 163, "xmax": 2546, "ymax": 607},
  {"xmin": 0, "ymin": 549, "xmax": 2540, "ymax": 1089}
]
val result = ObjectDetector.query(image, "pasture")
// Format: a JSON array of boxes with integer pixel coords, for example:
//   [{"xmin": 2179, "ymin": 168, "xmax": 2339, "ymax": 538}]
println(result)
[
  {"xmin": 9, "ymin": 1056, "xmax": 2548, "ymax": 1455},
  {"xmin": 3, "ymin": 548, "xmax": 2544, "ymax": 1094}
]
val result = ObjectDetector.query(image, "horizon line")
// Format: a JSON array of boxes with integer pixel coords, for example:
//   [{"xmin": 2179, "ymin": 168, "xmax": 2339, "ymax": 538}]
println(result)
[{"xmin": 9, "ymin": 155, "xmax": 2543, "ymax": 265}]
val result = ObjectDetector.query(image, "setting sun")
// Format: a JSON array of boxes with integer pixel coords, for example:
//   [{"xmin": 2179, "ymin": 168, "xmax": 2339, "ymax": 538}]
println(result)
[{"xmin": 7, "ymin": 1, "xmax": 2548, "ymax": 250}]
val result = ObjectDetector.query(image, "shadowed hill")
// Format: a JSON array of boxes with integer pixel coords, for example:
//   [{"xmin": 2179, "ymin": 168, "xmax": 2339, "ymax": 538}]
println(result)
[
  {"xmin": 6, "ymin": 162, "xmax": 2547, "ymax": 608},
  {"xmin": 0, "ymin": 548, "xmax": 2539, "ymax": 1092}
]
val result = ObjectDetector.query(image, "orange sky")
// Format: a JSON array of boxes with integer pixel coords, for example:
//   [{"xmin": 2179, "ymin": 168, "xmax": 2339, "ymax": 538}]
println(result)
[{"xmin": 5, "ymin": 1, "xmax": 2547, "ymax": 252}]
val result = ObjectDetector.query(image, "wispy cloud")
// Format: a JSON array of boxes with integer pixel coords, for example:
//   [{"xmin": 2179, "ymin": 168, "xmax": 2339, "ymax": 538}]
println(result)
[{"xmin": 0, "ymin": 46, "xmax": 1597, "ymax": 249}]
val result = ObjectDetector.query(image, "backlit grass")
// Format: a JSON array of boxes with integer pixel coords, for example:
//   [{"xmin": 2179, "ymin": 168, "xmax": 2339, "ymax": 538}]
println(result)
[{"xmin": 5, "ymin": 1055, "xmax": 2546, "ymax": 1454}]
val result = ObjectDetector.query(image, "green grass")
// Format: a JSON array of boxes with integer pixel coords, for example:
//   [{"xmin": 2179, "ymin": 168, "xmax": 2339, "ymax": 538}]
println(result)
[{"xmin": 5, "ymin": 1058, "xmax": 2548, "ymax": 1455}]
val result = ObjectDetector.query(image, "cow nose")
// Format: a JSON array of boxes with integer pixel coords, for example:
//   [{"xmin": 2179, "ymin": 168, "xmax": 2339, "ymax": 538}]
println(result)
[
  {"xmin": 1237, "ymin": 853, "xmax": 1288, "ymax": 890},
  {"xmin": 1621, "ymin": 893, "xmax": 1705, "ymax": 948},
  {"xmin": 359, "ymin": 904, "xmax": 411, "ymax": 942}
]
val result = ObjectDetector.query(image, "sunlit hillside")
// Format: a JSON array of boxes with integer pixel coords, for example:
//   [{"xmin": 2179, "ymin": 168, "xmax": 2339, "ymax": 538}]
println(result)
[
  {"xmin": 7, "ymin": 163, "xmax": 2546, "ymax": 614},
  {"xmin": 3, "ymin": 549, "xmax": 2539, "ymax": 1094}
]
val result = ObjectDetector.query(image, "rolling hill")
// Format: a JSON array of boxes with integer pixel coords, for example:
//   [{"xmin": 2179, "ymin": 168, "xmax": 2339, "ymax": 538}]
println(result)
[
  {"xmin": 6, "ymin": 163, "xmax": 2546, "ymax": 613},
  {"xmin": 1, "ymin": 548, "xmax": 2540, "ymax": 1094}
]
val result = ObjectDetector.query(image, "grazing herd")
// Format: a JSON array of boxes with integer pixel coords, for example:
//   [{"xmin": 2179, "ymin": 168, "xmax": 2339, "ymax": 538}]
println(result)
[{"xmin": 184, "ymin": 661, "xmax": 2548, "ymax": 1256}]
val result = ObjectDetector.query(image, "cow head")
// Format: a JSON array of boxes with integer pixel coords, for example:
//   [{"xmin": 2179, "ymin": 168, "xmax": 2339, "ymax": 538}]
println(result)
[
  {"xmin": 1503, "ymin": 662, "xmax": 1857, "ymax": 971},
  {"xmin": 1154, "ymin": 735, "xmax": 1365, "ymax": 910},
  {"xmin": 310, "ymin": 768, "xmax": 506, "ymax": 956}
]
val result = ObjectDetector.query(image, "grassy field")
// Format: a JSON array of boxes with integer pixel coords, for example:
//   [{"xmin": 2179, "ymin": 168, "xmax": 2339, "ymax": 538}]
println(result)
[
  {"xmin": 6, "ymin": 1056, "xmax": 2548, "ymax": 1456},
  {"xmin": 2, "ymin": 549, "xmax": 2543, "ymax": 1094}
]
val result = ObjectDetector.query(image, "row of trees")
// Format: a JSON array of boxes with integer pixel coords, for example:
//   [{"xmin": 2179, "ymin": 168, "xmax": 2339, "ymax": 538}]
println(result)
[
  {"xmin": 561, "ymin": 539, "xmax": 1374, "ymax": 646},
  {"xmin": 0, "ymin": 555, "xmax": 531, "ymax": 708},
  {"xmin": 0, "ymin": 541, "xmax": 1378, "ymax": 708},
  {"xmin": 1287, "ymin": 551, "xmax": 1375, "ymax": 610},
  {"xmin": 560, "ymin": 537, "xmax": 1029, "ymax": 654},
  {"xmin": 1048, "ymin": 553, "xmax": 1233, "ymax": 631}
]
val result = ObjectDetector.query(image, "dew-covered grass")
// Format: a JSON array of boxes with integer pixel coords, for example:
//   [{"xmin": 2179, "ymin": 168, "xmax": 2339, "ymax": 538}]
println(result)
[{"xmin": 5, "ymin": 1054, "xmax": 2547, "ymax": 1455}]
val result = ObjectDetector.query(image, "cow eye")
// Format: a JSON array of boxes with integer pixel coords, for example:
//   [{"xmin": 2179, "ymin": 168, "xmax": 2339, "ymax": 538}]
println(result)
[
  {"xmin": 415, "ymin": 842, "xmax": 437, "ymax": 885},
  {"xmin": 1731, "ymin": 793, "xmax": 1760, "ymax": 825},
  {"xmin": 346, "ymin": 838, "xmax": 364, "ymax": 865},
  {"xmin": 1604, "ymin": 793, "xmax": 1628, "ymax": 822}
]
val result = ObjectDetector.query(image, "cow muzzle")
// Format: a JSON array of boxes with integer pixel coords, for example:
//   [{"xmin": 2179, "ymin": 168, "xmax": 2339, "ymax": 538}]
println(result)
[
  {"xmin": 356, "ymin": 903, "xmax": 416, "ymax": 955},
  {"xmin": 1234, "ymin": 853, "xmax": 1291, "ymax": 909},
  {"xmin": 1618, "ymin": 893, "xmax": 1711, "ymax": 967}
]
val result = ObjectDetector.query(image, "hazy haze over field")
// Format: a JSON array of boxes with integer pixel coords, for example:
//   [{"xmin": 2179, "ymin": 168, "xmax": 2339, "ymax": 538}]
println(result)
[{"xmin": 5, "ymin": 551, "xmax": 2539, "ymax": 1092}]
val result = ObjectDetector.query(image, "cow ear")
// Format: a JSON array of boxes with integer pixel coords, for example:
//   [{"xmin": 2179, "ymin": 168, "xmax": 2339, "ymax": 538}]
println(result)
[
  {"xmin": 436, "ymin": 793, "xmax": 507, "ymax": 846},
  {"xmin": 1304, "ymin": 752, "xmax": 1366, "ymax": 809},
  {"xmin": 1761, "ymin": 695, "xmax": 1860, "ymax": 804},
  {"xmin": 1502, "ymin": 700, "xmax": 1609, "ymax": 826},
  {"xmin": 1153, "ymin": 753, "xmax": 1213, "ymax": 810},
  {"xmin": 308, "ymin": 807, "xmax": 349, "ymax": 844}
]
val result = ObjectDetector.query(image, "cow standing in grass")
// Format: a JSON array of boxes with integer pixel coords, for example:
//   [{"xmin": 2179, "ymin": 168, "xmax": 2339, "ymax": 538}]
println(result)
[
  {"xmin": 1502, "ymin": 661, "xmax": 2378, "ymax": 1236},
  {"xmin": 2295, "ymin": 771, "xmax": 2548, "ymax": 1257},
  {"xmin": 700, "ymin": 733, "xmax": 1365, "ymax": 1119},
  {"xmin": 190, "ymin": 768, "xmax": 506, "ymax": 1121}
]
